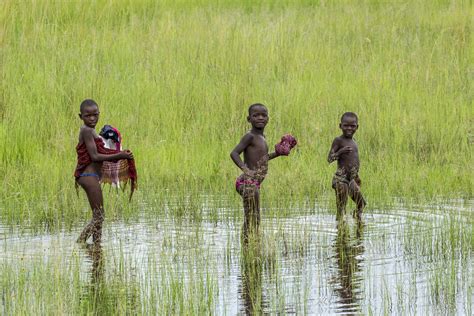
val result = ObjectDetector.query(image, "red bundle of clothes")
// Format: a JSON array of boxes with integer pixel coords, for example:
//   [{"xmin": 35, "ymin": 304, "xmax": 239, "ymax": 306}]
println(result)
[
  {"xmin": 275, "ymin": 134, "xmax": 297, "ymax": 156},
  {"xmin": 74, "ymin": 128, "xmax": 137, "ymax": 200}
]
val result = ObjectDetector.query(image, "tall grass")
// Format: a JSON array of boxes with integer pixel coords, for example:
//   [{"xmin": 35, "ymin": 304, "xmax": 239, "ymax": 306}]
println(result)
[{"xmin": 0, "ymin": 0, "xmax": 471, "ymax": 224}]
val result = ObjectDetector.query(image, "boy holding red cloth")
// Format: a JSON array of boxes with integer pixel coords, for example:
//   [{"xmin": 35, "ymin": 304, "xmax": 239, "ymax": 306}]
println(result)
[
  {"xmin": 74, "ymin": 99, "xmax": 136, "ymax": 244},
  {"xmin": 230, "ymin": 103, "xmax": 296, "ymax": 235}
]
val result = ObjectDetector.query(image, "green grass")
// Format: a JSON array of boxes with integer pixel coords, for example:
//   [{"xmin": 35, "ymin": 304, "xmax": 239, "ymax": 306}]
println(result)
[
  {"xmin": 1, "ymin": 3, "xmax": 472, "ymax": 314},
  {"xmin": 0, "ymin": 245, "xmax": 218, "ymax": 315},
  {"xmin": 0, "ymin": 0, "xmax": 472, "ymax": 226}
]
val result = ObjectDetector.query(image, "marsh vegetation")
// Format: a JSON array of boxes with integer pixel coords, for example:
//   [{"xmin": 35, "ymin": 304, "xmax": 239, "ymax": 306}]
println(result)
[{"xmin": 1, "ymin": 0, "xmax": 472, "ymax": 314}]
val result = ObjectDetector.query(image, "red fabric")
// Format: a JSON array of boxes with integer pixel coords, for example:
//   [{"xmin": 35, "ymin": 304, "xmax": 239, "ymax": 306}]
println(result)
[
  {"xmin": 235, "ymin": 176, "xmax": 261, "ymax": 190},
  {"xmin": 112, "ymin": 127, "xmax": 121, "ymax": 150},
  {"xmin": 275, "ymin": 134, "xmax": 297, "ymax": 156},
  {"xmin": 74, "ymin": 137, "xmax": 137, "ymax": 199}
]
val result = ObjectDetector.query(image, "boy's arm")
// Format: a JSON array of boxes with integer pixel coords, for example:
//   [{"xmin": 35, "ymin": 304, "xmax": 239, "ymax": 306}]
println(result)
[
  {"xmin": 82, "ymin": 128, "xmax": 131, "ymax": 161},
  {"xmin": 268, "ymin": 152, "xmax": 279, "ymax": 160},
  {"xmin": 328, "ymin": 138, "xmax": 352, "ymax": 163},
  {"xmin": 327, "ymin": 138, "xmax": 340, "ymax": 163},
  {"xmin": 230, "ymin": 133, "xmax": 253, "ymax": 173}
]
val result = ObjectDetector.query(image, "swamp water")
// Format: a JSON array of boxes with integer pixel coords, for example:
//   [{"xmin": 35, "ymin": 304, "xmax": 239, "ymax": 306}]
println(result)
[{"xmin": 1, "ymin": 199, "xmax": 472, "ymax": 315}]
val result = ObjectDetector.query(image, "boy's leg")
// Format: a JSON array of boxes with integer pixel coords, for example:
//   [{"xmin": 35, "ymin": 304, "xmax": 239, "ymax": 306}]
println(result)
[
  {"xmin": 335, "ymin": 182, "xmax": 349, "ymax": 220},
  {"xmin": 243, "ymin": 187, "xmax": 259, "ymax": 234},
  {"xmin": 349, "ymin": 180, "xmax": 366, "ymax": 220},
  {"xmin": 240, "ymin": 231, "xmax": 263, "ymax": 314},
  {"xmin": 239, "ymin": 185, "xmax": 260, "ymax": 236},
  {"xmin": 77, "ymin": 176, "xmax": 105, "ymax": 243}
]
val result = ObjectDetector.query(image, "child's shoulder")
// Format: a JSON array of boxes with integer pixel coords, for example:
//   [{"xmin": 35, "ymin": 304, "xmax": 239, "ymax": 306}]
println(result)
[
  {"xmin": 237, "ymin": 131, "xmax": 258, "ymax": 148},
  {"xmin": 79, "ymin": 126, "xmax": 98, "ymax": 139},
  {"xmin": 242, "ymin": 131, "xmax": 256, "ymax": 140},
  {"xmin": 79, "ymin": 125, "xmax": 93, "ymax": 134}
]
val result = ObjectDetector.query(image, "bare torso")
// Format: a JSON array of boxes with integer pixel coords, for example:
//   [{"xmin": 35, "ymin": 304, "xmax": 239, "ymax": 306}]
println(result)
[
  {"xmin": 332, "ymin": 136, "xmax": 360, "ymax": 172},
  {"xmin": 243, "ymin": 132, "xmax": 269, "ymax": 170},
  {"xmin": 79, "ymin": 126, "xmax": 103, "ymax": 175}
]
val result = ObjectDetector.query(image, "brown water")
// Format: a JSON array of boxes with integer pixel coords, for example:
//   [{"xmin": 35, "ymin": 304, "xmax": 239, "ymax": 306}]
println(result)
[{"xmin": 1, "ymin": 199, "xmax": 472, "ymax": 314}]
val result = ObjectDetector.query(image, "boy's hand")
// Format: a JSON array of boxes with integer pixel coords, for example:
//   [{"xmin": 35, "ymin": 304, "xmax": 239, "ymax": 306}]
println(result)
[
  {"xmin": 338, "ymin": 146, "xmax": 353, "ymax": 154},
  {"xmin": 242, "ymin": 167, "xmax": 256, "ymax": 178},
  {"xmin": 121, "ymin": 150, "xmax": 134, "ymax": 160}
]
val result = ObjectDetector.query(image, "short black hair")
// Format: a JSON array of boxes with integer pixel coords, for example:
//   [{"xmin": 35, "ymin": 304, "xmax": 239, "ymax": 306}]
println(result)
[
  {"xmin": 80, "ymin": 99, "xmax": 98, "ymax": 113},
  {"xmin": 340, "ymin": 112, "xmax": 358, "ymax": 122},
  {"xmin": 248, "ymin": 103, "xmax": 267, "ymax": 115}
]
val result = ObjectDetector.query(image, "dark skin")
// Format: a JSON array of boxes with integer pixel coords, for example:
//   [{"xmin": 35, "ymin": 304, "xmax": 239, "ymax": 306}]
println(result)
[
  {"xmin": 240, "ymin": 230, "xmax": 264, "ymax": 314},
  {"xmin": 328, "ymin": 116, "xmax": 365, "ymax": 220},
  {"xmin": 230, "ymin": 105, "xmax": 280, "ymax": 234},
  {"xmin": 332, "ymin": 218, "xmax": 364, "ymax": 311},
  {"xmin": 83, "ymin": 243, "xmax": 106, "ymax": 312},
  {"xmin": 76, "ymin": 104, "xmax": 133, "ymax": 244}
]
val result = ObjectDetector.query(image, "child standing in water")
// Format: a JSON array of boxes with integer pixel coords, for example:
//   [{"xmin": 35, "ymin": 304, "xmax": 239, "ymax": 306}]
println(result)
[
  {"xmin": 328, "ymin": 112, "xmax": 366, "ymax": 220},
  {"xmin": 74, "ymin": 99, "xmax": 134, "ymax": 244},
  {"xmin": 230, "ymin": 103, "xmax": 296, "ymax": 234}
]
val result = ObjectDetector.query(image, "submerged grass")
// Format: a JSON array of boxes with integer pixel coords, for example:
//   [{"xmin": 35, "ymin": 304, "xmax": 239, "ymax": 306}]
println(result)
[
  {"xmin": 0, "ymin": 1, "xmax": 472, "ymax": 224},
  {"xmin": 1, "ymin": 206, "xmax": 471, "ymax": 314},
  {"xmin": 1, "ymin": 3, "xmax": 471, "ymax": 313}
]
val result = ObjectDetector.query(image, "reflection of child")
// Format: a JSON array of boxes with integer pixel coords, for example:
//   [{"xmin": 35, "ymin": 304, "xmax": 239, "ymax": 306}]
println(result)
[
  {"xmin": 230, "ymin": 103, "xmax": 296, "ymax": 235},
  {"xmin": 74, "ymin": 99, "xmax": 136, "ymax": 244},
  {"xmin": 328, "ymin": 112, "xmax": 366, "ymax": 220}
]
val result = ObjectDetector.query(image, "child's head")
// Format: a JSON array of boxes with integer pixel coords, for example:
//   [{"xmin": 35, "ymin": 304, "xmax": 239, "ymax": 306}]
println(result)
[
  {"xmin": 79, "ymin": 99, "xmax": 100, "ymax": 128},
  {"xmin": 339, "ymin": 112, "xmax": 358, "ymax": 137},
  {"xmin": 248, "ymin": 103, "xmax": 267, "ymax": 115},
  {"xmin": 247, "ymin": 103, "xmax": 269, "ymax": 129},
  {"xmin": 80, "ymin": 99, "xmax": 99, "ymax": 113},
  {"xmin": 340, "ymin": 112, "xmax": 358, "ymax": 123}
]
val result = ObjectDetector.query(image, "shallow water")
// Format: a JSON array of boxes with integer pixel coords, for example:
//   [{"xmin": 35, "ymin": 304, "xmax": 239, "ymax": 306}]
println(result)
[{"xmin": 1, "ymin": 199, "xmax": 473, "ymax": 315}]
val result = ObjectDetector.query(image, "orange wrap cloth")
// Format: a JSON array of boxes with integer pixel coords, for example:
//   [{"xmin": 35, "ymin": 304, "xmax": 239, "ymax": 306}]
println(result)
[{"xmin": 74, "ymin": 137, "xmax": 138, "ymax": 199}]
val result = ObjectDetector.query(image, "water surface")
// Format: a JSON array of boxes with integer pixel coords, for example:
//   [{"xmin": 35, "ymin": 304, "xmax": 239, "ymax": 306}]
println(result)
[{"xmin": 1, "ymin": 199, "xmax": 472, "ymax": 315}]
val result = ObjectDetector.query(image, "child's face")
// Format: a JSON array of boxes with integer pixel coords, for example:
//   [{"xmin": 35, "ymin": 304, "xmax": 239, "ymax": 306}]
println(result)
[
  {"xmin": 79, "ymin": 105, "xmax": 100, "ymax": 128},
  {"xmin": 339, "ymin": 116, "xmax": 358, "ymax": 137},
  {"xmin": 247, "ymin": 106, "xmax": 269, "ymax": 129}
]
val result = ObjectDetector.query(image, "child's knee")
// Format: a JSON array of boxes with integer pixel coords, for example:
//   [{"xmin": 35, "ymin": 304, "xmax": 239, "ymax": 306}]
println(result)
[
  {"xmin": 336, "ymin": 182, "xmax": 348, "ymax": 194},
  {"xmin": 348, "ymin": 180, "xmax": 359, "ymax": 192},
  {"xmin": 242, "ymin": 186, "xmax": 258, "ymax": 199},
  {"xmin": 91, "ymin": 218, "xmax": 103, "ymax": 227},
  {"xmin": 92, "ymin": 212, "xmax": 104, "ymax": 225},
  {"xmin": 243, "ymin": 196, "xmax": 259, "ymax": 209}
]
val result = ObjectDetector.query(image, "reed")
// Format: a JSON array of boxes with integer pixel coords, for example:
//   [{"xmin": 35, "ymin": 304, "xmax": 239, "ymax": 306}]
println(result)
[
  {"xmin": 1, "ymin": 3, "xmax": 471, "ymax": 312},
  {"xmin": 1, "ymin": 0, "xmax": 471, "ymax": 226},
  {"xmin": 1, "ymin": 201, "xmax": 472, "ymax": 314}
]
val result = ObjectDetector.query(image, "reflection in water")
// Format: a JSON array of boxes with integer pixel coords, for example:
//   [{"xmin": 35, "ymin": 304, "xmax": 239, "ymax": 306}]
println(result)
[
  {"xmin": 86, "ymin": 243, "xmax": 104, "ymax": 286},
  {"xmin": 81, "ymin": 243, "xmax": 105, "ymax": 313},
  {"xmin": 332, "ymin": 220, "xmax": 365, "ymax": 314},
  {"xmin": 1, "ymin": 200, "xmax": 472, "ymax": 315},
  {"xmin": 239, "ymin": 229, "xmax": 267, "ymax": 315},
  {"xmin": 81, "ymin": 242, "xmax": 140, "ymax": 314}
]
